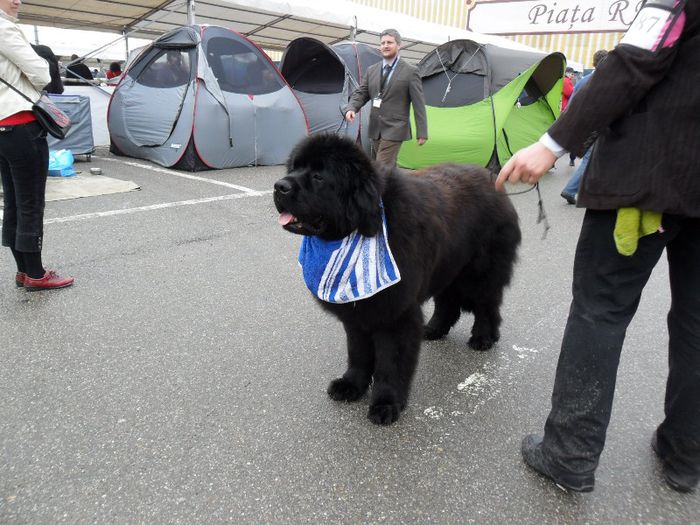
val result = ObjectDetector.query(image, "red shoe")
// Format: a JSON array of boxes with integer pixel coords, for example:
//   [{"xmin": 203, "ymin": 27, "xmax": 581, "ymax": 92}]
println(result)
[
  {"xmin": 15, "ymin": 272, "xmax": 27, "ymax": 287},
  {"xmin": 24, "ymin": 270, "xmax": 74, "ymax": 291}
]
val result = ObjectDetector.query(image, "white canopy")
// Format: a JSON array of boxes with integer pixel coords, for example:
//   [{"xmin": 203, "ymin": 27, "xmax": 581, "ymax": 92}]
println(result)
[{"xmin": 21, "ymin": 0, "xmax": 538, "ymax": 62}]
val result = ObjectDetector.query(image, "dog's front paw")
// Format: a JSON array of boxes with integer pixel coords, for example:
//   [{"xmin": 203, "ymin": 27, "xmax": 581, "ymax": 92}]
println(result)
[
  {"xmin": 424, "ymin": 323, "xmax": 448, "ymax": 340},
  {"xmin": 327, "ymin": 377, "xmax": 365, "ymax": 402},
  {"xmin": 367, "ymin": 402, "xmax": 401, "ymax": 425},
  {"xmin": 468, "ymin": 334, "xmax": 495, "ymax": 351}
]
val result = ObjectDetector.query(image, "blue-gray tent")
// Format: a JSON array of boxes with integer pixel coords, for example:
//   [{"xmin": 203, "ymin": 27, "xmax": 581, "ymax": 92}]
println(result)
[
  {"xmin": 108, "ymin": 25, "xmax": 309, "ymax": 170},
  {"xmin": 280, "ymin": 38, "xmax": 381, "ymax": 155}
]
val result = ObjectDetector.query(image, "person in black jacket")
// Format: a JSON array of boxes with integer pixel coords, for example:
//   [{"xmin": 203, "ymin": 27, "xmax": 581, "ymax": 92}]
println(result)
[
  {"xmin": 30, "ymin": 44, "xmax": 63, "ymax": 94},
  {"xmin": 497, "ymin": 0, "xmax": 699, "ymax": 493},
  {"xmin": 65, "ymin": 54, "xmax": 93, "ymax": 84}
]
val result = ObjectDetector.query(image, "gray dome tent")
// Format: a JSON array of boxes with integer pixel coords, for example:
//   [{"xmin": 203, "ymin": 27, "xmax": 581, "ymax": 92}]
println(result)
[
  {"xmin": 108, "ymin": 25, "xmax": 309, "ymax": 170},
  {"xmin": 280, "ymin": 38, "xmax": 381, "ymax": 154},
  {"xmin": 399, "ymin": 40, "xmax": 566, "ymax": 170}
]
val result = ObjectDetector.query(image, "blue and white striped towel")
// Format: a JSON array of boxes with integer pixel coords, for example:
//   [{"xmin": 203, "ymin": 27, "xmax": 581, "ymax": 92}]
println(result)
[{"xmin": 298, "ymin": 206, "xmax": 401, "ymax": 303}]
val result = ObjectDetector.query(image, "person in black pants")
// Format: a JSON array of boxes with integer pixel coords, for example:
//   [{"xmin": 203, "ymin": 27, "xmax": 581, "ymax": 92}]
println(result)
[
  {"xmin": 496, "ymin": 0, "xmax": 699, "ymax": 493},
  {"xmin": 0, "ymin": 0, "xmax": 74, "ymax": 290}
]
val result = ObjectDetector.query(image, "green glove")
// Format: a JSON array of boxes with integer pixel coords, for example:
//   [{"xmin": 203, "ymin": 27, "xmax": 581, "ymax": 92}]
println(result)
[{"xmin": 614, "ymin": 208, "xmax": 662, "ymax": 256}]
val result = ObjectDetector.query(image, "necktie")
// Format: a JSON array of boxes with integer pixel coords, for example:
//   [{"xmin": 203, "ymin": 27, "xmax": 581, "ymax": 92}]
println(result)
[{"xmin": 380, "ymin": 64, "xmax": 391, "ymax": 94}]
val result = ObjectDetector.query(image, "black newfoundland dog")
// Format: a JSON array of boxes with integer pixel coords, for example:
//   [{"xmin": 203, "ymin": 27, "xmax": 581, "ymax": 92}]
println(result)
[{"xmin": 274, "ymin": 134, "xmax": 521, "ymax": 425}]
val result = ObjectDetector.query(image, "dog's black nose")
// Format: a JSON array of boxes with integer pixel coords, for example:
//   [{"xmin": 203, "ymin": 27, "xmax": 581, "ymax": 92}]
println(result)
[{"xmin": 274, "ymin": 179, "xmax": 293, "ymax": 194}]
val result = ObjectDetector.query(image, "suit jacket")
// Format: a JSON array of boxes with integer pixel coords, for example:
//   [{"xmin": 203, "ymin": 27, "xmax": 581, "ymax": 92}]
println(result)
[
  {"xmin": 549, "ymin": 0, "xmax": 699, "ymax": 217},
  {"xmin": 344, "ymin": 58, "xmax": 427, "ymax": 142}
]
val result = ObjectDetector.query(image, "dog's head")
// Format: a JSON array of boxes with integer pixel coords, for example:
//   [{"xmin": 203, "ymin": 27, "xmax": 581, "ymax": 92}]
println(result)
[{"xmin": 274, "ymin": 134, "xmax": 384, "ymax": 240}]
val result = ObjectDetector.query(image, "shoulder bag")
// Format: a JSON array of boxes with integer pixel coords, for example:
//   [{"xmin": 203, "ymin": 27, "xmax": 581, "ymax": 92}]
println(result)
[{"xmin": 0, "ymin": 76, "xmax": 71, "ymax": 139}]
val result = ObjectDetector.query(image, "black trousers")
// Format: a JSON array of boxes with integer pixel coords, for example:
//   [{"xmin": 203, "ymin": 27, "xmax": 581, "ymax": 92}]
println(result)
[
  {"xmin": 543, "ymin": 210, "xmax": 700, "ymax": 474},
  {"xmin": 0, "ymin": 121, "xmax": 48, "ymax": 252}
]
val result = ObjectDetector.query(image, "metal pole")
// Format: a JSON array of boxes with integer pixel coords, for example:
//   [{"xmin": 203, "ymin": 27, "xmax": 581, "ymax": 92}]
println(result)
[
  {"xmin": 124, "ymin": 31, "xmax": 130, "ymax": 59},
  {"xmin": 350, "ymin": 16, "xmax": 357, "ymax": 41},
  {"xmin": 187, "ymin": 0, "xmax": 196, "ymax": 26},
  {"xmin": 33, "ymin": 25, "xmax": 39, "ymax": 45}
]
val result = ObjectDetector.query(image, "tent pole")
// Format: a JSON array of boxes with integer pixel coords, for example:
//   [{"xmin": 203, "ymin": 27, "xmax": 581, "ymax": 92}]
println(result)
[
  {"xmin": 187, "ymin": 0, "xmax": 196, "ymax": 26},
  {"xmin": 33, "ymin": 25, "xmax": 39, "ymax": 45}
]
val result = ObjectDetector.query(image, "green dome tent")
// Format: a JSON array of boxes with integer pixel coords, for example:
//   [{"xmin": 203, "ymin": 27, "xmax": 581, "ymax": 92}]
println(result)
[{"xmin": 398, "ymin": 40, "xmax": 566, "ymax": 170}]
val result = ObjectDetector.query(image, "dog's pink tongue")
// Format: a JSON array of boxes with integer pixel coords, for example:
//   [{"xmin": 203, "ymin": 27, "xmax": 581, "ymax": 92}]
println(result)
[{"xmin": 278, "ymin": 212, "xmax": 295, "ymax": 226}]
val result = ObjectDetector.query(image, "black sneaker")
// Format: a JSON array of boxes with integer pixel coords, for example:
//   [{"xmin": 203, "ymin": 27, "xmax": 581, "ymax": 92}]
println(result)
[
  {"xmin": 561, "ymin": 191, "xmax": 576, "ymax": 205},
  {"xmin": 652, "ymin": 431, "xmax": 698, "ymax": 493},
  {"xmin": 521, "ymin": 434, "xmax": 595, "ymax": 492}
]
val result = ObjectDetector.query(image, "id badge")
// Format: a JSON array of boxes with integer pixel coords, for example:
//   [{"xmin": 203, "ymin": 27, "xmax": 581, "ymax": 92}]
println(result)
[{"xmin": 373, "ymin": 97, "xmax": 382, "ymax": 108}]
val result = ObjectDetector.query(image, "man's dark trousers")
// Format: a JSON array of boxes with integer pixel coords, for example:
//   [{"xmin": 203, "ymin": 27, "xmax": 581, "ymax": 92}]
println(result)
[{"xmin": 542, "ymin": 209, "xmax": 700, "ymax": 478}]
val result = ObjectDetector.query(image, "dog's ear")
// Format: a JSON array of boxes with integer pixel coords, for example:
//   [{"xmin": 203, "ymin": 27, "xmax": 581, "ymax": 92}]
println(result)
[{"xmin": 349, "ymin": 177, "xmax": 382, "ymax": 237}]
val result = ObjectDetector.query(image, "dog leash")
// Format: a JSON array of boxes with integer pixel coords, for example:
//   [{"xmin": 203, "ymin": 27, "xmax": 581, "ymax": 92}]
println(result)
[
  {"xmin": 335, "ymin": 112, "xmax": 350, "ymax": 134},
  {"xmin": 489, "ymin": 169, "xmax": 550, "ymax": 240},
  {"xmin": 534, "ymin": 183, "xmax": 551, "ymax": 239}
]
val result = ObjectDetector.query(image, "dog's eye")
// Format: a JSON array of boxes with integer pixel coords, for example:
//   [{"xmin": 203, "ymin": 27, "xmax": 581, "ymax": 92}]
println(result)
[{"xmin": 312, "ymin": 172, "xmax": 324, "ymax": 182}]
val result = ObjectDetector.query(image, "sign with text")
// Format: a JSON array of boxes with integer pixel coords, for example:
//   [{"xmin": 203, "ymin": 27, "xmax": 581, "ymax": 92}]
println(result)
[{"xmin": 466, "ymin": 0, "xmax": 644, "ymax": 34}]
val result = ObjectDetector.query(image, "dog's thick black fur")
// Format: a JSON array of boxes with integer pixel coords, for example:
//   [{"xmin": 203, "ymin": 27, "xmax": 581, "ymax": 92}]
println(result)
[{"xmin": 274, "ymin": 134, "xmax": 521, "ymax": 425}]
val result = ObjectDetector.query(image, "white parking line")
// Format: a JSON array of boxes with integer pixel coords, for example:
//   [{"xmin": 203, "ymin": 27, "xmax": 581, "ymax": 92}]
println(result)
[
  {"xmin": 45, "ymin": 191, "xmax": 272, "ymax": 225},
  {"xmin": 95, "ymin": 156, "xmax": 263, "ymax": 194}
]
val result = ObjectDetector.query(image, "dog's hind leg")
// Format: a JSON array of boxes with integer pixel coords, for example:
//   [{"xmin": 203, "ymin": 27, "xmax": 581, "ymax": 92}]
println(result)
[
  {"xmin": 425, "ymin": 289, "xmax": 461, "ymax": 340},
  {"xmin": 368, "ymin": 305, "xmax": 423, "ymax": 425},
  {"xmin": 328, "ymin": 323, "xmax": 375, "ymax": 402},
  {"xmin": 468, "ymin": 295, "xmax": 503, "ymax": 351}
]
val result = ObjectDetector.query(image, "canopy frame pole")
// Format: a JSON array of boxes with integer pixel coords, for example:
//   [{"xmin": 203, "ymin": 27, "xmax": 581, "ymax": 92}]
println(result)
[
  {"xmin": 350, "ymin": 16, "xmax": 357, "ymax": 41},
  {"xmin": 187, "ymin": 0, "xmax": 196, "ymax": 26}
]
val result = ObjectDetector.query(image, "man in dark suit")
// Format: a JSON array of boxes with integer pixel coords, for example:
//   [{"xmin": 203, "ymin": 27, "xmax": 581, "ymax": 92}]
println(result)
[
  {"xmin": 496, "ymin": 0, "xmax": 699, "ymax": 494},
  {"xmin": 343, "ymin": 29, "xmax": 427, "ymax": 167}
]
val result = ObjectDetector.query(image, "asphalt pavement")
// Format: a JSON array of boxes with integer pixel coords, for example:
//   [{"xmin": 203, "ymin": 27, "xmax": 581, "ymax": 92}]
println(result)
[{"xmin": 1, "ymin": 150, "xmax": 698, "ymax": 524}]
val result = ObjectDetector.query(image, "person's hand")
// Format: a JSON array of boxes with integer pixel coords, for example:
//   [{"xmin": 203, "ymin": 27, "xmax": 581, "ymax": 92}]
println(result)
[
  {"xmin": 345, "ymin": 110, "xmax": 356, "ymax": 122},
  {"xmin": 417, "ymin": 137, "xmax": 427, "ymax": 146},
  {"xmin": 495, "ymin": 142, "xmax": 557, "ymax": 191}
]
